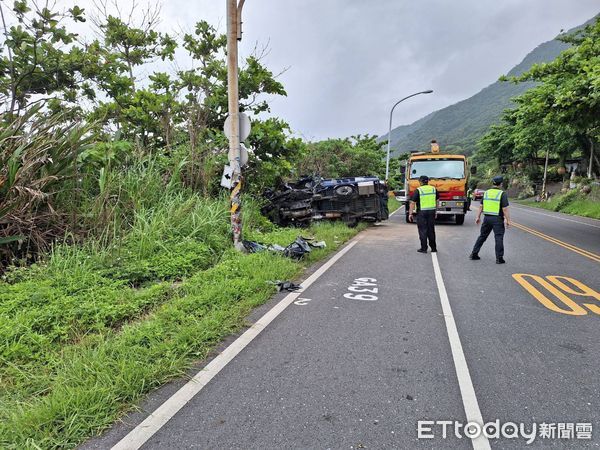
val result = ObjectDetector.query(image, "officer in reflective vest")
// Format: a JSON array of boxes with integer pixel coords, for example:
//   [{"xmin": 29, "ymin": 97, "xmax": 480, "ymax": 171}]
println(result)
[
  {"xmin": 469, "ymin": 176, "xmax": 511, "ymax": 264},
  {"xmin": 409, "ymin": 175, "xmax": 439, "ymax": 253}
]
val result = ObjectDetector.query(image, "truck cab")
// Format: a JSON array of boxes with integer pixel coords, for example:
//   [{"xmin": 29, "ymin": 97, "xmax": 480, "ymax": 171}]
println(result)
[{"xmin": 399, "ymin": 142, "xmax": 472, "ymax": 225}]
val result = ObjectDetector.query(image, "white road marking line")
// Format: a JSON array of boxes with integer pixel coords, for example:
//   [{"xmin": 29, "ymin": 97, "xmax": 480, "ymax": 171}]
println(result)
[
  {"xmin": 431, "ymin": 253, "xmax": 491, "ymax": 450},
  {"xmin": 514, "ymin": 204, "xmax": 600, "ymax": 229},
  {"xmin": 111, "ymin": 239, "xmax": 360, "ymax": 450},
  {"xmin": 389, "ymin": 203, "xmax": 405, "ymax": 217}
]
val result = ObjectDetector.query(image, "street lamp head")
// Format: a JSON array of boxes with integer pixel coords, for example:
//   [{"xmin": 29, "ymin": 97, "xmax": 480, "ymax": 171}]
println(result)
[{"xmin": 385, "ymin": 89, "xmax": 434, "ymax": 180}]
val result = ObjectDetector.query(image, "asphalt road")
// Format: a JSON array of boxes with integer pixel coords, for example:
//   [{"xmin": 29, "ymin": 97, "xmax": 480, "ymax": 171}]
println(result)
[{"xmin": 89, "ymin": 203, "xmax": 600, "ymax": 450}]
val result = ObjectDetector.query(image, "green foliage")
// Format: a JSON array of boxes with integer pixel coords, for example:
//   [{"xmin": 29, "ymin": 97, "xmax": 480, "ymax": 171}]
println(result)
[
  {"xmin": 554, "ymin": 189, "xmax": 580, "ymax": 210},
  {"xmin": 476, "ymin": 16, "xmax": 600, "ymax": 189},
  {"xmin": 513, "ymin": 19, "xmax": 600, "ymax": 139},
  {"xmin": 102, "ymin": 194, "xmax": 229, "ymax": 284},
  {"xmin": 0, "ymin": 268, "xmax": 172, "ymax": 366},
  {"xmin": 510, "ymin": 174, "xmax": 535, "ymax": 199},
  {"xmin": 0, "ymin": 220, "xmax": 362, "ymax": 449},
  {"xmin": 298, "ymin": 135, "xmax": 386, "ymax": 179},
  {"xmin": 561, "ymin": 198, "xmax": 600, "ymax": 219},
  {"xmin": 520, "ymin": 185, "xmax": 600, "ymax": 219},
  {"xmin": 388, "ymin": 197, "xmax": 402, "ymax": 213},
  {"xmin": 386, "ymin": 157, "xmax": 404, "ymax": 189},
  {"xmin": 0, "ymin": 107, "xmax": 95, "ymax": 263},
  {"xmin": 0, "ymin": 0, "xmax": 90, "ymax": 118},
  {"xmin": 241, "ymin": 195, "xmax": 276, "ymax": 233},
  {"xmin": 245, "ymin": 118, "xmax": 305, "ymax": 192},
  {"xmin": 78, "ymin": 139, "xmax": 133, "ymax": 172}
]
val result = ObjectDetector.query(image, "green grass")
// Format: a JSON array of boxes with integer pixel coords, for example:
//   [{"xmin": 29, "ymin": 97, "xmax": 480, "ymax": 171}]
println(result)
[
  {"xmin": 518, "ymin": 186, "xmax": 600, "ymax": 220},
  {"xmin": 560, "ymin": 199, "xmax": 600, "ymax": 219},
  {"xmin": 388, "ymin": 197, "xmax": 402, "ymax": 214},
  {"xmin": 0, "ymin": 216, "xmax": 364, "ymax": 449}
]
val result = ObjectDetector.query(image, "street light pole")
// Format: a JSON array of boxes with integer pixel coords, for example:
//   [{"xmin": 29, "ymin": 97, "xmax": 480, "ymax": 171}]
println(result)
[
  {"xmin": 385, "ymin": 90, "xmax": 433, "ymax": 181},
  {"xmin": 226, "ymin": 0, "xmax": 245, "ymax": 251}
]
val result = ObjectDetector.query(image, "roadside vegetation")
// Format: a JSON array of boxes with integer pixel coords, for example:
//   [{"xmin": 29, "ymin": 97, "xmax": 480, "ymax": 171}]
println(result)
[
  {"xmin": 388, "ymin": 196, "xmax": 402, "ymax": 214},
  {"xmin": 0, "ymin": 1, "xmax": 390, "ymax": 447},
  {"xmin": 0, "ymin": 216, "xmax": 363, "ymax": 449},
  {"xmin": 518, "ymin": 183, "xmax": 600, "ymax": 219},
  {"xmin": 470, "ymin": 18, "xmax": 599, "ymax": 204}
]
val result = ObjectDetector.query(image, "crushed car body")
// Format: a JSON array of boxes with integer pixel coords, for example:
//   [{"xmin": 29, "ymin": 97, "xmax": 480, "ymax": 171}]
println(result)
[{"xmin": 261, "ymin": 176, "xmax": 389, "ymax": 227}]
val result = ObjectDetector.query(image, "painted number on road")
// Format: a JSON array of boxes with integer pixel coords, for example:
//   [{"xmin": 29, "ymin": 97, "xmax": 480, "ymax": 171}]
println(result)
[
  {"xmin": 344, "ymin": 277, "xmax": 378, "ymax": 301},
  {"xmin": 294, "ymin": 298, "xmax": 312, "ymax": 306},
  {"xmin": 513, "ymin": 274, "xmax": 600, "ymax": 316}
]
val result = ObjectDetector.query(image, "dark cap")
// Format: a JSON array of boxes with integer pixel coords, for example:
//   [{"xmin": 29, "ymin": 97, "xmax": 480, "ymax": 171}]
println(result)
[
  {"xmin": 492, "ymin": 176, "xmax": 503, "ymax": 185},
  {"xmin": 419, "ymin": 175, "xmax": 429, "ymax": 183}
]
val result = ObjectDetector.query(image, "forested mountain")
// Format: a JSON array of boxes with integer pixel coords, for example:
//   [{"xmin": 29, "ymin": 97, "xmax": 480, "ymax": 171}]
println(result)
[{"xmin": 384, "ymin": 21, "xmax": 593, "ymax": 155}]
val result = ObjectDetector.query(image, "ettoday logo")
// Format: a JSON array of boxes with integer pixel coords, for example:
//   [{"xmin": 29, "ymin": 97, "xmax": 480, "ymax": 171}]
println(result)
[{"xmin": 417, "ymin": 420, "xmax": 593, "ymax": 444}]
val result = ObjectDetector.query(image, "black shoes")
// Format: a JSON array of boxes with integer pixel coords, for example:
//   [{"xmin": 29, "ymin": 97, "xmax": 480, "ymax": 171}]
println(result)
[
  {"xmin": 430, "ymin": 248, "xmax": 437, "ymax": 253},
  {"xmin": 469, "ymin": 253, "xmax": 505, "ymax": 263},
  {"xmin": 417, "ymin": 248, "xmax": 427, "ymax": 254}
]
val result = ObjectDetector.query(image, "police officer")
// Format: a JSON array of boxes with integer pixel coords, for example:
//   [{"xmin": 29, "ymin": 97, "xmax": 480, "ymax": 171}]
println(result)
[
  {"xmin": 466, "ymin": 188, "xmax": 472, "ymax": 211},
  {"xmin": 409, "ymin": 175, "xmax": 439, "ymax": 253},
  {"xmin": 469, "ymin": 176, "xmax": 511, "ymax": 264}
]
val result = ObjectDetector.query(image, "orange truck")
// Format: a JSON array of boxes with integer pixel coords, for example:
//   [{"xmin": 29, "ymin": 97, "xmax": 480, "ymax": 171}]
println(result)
[{"xmin": 397, "ymin": 142, "xmax": 475, "ymax": 225}]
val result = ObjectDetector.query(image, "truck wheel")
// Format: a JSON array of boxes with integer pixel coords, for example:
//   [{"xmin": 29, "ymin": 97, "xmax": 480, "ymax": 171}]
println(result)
[
  {"xmin": 334, "ymin": 185, "xmax": 356, "ymax": 202},
  {"xmin": 455, "ymin": 214, "xmax": 465, "ymax": 225},
  {"xmin": 343, "ymin": 216, "xmax": 358, "ymax": 228}
]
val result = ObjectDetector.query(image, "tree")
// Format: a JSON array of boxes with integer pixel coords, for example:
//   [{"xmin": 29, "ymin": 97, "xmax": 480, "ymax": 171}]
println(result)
[
  {"xmin": 175, "ymin": 20, "xmax": 286, "ymax": 191},
  {"xmin": 0, "ymin": 0, "xmax": 88, "ymax": 119},
  {"xmin": 86, "ymin": 1, "xmax": 176, "ymax": 144},
  {"xmin": 298, "ymin": 135, "xmax": 386, "ymax": 179},
  {"xmin": 477, "ymin": 115, "xmax": 516, "ymax": 166},
  {"xmin": 508, "ymin": 17, "xmax": 600, "ymax": 175},
  {"xmin": 477, "ymin": 17, "xmax": 600, "ymax": 180},
  {"xmin": 245, "ymin": 118, "xmax": 304, "ymax": 192}
]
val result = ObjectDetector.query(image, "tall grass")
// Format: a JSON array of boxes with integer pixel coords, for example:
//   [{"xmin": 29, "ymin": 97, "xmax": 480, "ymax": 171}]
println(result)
[
  {"xmin": 0, "ymin": 220, "xmax": 364, "ymax": 449},
  {"xmin": 0, "ymin": 107, "xmax": 95, "ymax": 266},
  {"xmin": 0, "ymin": 117, "xmax": 371, "ymax": 449}
]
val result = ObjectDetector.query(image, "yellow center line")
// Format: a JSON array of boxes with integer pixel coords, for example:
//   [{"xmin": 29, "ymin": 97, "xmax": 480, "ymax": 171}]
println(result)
[
  {"xmin": 515, "ymin": 223, "xmax": 600, "ymax": 259},
  {"xmin": 512, "ymin": 222, "xmax": 600, "ymax": 263},
  {"xmin": 513, "ymin": 222, "xmax": 600, "ymax": 262}
]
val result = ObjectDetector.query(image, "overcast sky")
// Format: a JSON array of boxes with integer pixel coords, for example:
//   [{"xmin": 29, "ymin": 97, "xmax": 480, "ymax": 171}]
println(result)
[
  {"xmin": 204, "ymin": 0, "xmax": 599, "ymax": 141},
  {"xmin": 8, "ymin": 0, "xmax": 599, "ymax": 140},
  {"xmin": 218, "ymin": 0, "xmax": 600, "ymax": 139}
]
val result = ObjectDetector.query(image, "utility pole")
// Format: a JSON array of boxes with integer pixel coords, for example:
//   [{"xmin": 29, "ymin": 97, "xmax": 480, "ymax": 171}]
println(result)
[
  {"xmin": 226, "ymin": 0, "xmax": 245, "ymax": 251},
  {"xmin": 588, "ymin": 138, "xmax": 595, "ymax": 179},
  {"xmin": 541, "ymin": 147, "xmax": 549, "ymax": 199}
]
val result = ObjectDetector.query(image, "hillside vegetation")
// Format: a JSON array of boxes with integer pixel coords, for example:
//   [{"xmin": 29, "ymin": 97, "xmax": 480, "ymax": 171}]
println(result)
[
  {"xmin": 519, "ymin": 184, "xmax": 600, "ymax": 220},
  {"xmin": 386, "ymin": 24, "xmax": 582, "ymax": 155},
  {"xmin": 471, "ymin": 17, "xmax": 599, "ymax": 215}
]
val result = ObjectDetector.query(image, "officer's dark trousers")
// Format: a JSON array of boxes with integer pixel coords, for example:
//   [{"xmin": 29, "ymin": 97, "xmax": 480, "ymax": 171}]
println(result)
[
  {"xmin": 472, "ymin": 215, "xmax": 505, "ymax": 258},
  {"xmin": 416, "ymin": 210, "xmax": 437, "ymax": 251}
]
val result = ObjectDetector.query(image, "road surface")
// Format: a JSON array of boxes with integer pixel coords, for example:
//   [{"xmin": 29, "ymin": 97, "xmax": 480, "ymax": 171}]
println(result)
[{"xmin": 86, "ymin": 204, "xmax": 600, "ymax": 449}]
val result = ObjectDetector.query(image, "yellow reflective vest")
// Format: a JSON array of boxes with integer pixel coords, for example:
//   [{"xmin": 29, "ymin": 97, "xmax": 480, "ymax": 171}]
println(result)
[
  {"xmin": 417, "ymin": 185, "xmax": 437, "ymax": 211},
  {"xmin": 483, "ymin": 188, "xmax": 503, "ymax": 215}
]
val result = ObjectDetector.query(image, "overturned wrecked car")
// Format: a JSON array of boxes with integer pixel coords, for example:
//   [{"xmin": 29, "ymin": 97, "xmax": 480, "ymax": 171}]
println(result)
[{"xmin": 261, "ymin": 176, "xmax": 389, "ymax": 227}]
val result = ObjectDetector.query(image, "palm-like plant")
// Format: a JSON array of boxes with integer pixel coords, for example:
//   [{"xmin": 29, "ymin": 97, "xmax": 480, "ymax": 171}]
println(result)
[{"xmin": 0, "ymin": 106, "xmax": 95, "ymax": 265}]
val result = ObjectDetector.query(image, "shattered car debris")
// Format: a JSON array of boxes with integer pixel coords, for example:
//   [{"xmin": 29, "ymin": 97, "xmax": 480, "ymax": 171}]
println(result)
[
  {"xmin": 267, "ymin": 280, "xmax": 302, "ymax": 292},
  {"xmin": 261, "ymin": 176, "xmax": 389, "ymax": 227},
  {"xmin": 242, "ymin": 236, "xmax": 326, "ymax": 259}
]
